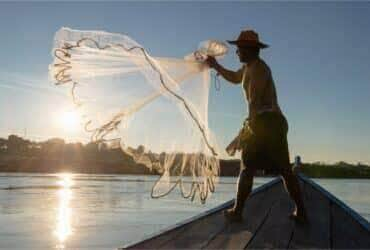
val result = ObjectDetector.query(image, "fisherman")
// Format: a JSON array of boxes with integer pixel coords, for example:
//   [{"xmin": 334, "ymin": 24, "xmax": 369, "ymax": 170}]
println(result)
[{"xmin": 206, "ymin": 30, "xmax": 307, "ymax": 223}]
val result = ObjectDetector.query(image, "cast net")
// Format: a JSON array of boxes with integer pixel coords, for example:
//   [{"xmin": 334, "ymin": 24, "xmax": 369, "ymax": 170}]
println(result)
[{"xmin": 49, "ymin": 27, "xmax": 228, "ymax": 203}]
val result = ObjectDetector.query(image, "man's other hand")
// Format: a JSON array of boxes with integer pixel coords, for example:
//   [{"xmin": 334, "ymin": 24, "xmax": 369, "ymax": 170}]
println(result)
[{"xmin": 205, "ymin": 56, "xmax": 218, "ymax": 69}]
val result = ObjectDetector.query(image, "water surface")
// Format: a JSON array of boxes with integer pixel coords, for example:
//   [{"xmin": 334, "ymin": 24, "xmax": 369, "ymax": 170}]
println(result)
[{"xmin": 0, "ymin": 173, "xmax": 368, "ymax": 249}]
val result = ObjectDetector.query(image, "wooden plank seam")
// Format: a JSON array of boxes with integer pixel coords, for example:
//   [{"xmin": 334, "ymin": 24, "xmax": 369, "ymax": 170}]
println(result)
[
  {"xmin": 243, "ymin": 199, "xmax": 278, "ymax": 249},
  {"xmin": 200, "ymin": 220, "xmax": 228, "ymax": 249}
]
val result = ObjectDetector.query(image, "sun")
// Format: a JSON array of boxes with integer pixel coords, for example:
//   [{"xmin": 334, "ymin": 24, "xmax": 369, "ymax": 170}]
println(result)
[{"xmin": 59, "ymin": 110, "xmax": 80, "ymax": 131}]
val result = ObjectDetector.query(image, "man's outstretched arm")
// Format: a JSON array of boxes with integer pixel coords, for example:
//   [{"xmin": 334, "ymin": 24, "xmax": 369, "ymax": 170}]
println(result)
[{"xmin": 206, "ymin": 56, "xmax": 243, "ymax": 84}]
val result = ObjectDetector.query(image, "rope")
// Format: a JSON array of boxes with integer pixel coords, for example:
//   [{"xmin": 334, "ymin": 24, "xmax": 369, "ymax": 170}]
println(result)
[
  {"xmin": 213, "ymin": 72, "xmax": 221, "ymax": 91},
  {"xmin": 151, "ymin": 175, "xmax": 216, "ymax": 204}
]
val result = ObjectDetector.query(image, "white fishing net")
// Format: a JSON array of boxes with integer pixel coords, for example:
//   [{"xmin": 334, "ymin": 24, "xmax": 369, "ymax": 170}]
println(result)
[{"xmin": 49, "ymin": 27, "xmax": 228, "ymax": 203}]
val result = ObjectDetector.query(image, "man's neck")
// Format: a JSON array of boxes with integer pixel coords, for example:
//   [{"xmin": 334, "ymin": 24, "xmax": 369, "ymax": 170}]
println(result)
[{"xmin": 246, "ymin": 56, "xmax": 260, "ymax": 66}]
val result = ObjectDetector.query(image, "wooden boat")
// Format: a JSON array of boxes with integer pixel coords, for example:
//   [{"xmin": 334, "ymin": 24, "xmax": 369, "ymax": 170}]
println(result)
[{"xmin": 121, "ymin": 174, "xmax": 370, "ymax": 249}]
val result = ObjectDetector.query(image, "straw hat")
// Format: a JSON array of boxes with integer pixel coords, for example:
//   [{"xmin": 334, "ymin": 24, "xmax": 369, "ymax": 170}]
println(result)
[{"xmin": 227, "ymin": 30, "xmax": 269, "ymax": 49}]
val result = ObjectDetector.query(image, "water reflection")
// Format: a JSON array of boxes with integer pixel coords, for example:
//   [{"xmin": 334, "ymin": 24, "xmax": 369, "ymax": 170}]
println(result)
[{"xmin": 55, "ymin": 173, "xmax": 73, "ymax": 249}]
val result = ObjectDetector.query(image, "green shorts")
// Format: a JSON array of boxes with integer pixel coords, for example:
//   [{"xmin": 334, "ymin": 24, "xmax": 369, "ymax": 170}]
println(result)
[{"xmin": 241, "ymin": 111, "xmax": 291, "ymax": 174}]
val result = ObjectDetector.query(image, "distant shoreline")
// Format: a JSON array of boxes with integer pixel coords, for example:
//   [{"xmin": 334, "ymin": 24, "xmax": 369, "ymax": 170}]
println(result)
[
  {"xmin": 0, "ymin": 171, "xmax": 369, "ymax": 179},
  {"xmin": 1, "ymin": 135, "xmax": 369, "ymax": 178},
  {"xmin": 1, "ymin": 159, "xmax": 369, "ymax": 179}
]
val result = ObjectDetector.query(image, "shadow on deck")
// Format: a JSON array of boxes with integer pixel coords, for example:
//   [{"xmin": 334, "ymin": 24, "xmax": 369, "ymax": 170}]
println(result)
[{"xmin": 122, "ymin": 175, "xmax": 370, "ymax": 249}]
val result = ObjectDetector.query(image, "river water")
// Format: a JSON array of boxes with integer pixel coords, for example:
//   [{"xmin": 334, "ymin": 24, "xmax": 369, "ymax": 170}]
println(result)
[{"xmin": 0, "ymin": 173, "xmax": 369, "ymax": 249}]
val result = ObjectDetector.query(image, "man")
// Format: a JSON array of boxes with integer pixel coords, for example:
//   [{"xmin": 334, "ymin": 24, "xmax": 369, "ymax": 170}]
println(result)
[{"xmin": 206, "ymin": 30, "xmax": 307, "ymax": 223}]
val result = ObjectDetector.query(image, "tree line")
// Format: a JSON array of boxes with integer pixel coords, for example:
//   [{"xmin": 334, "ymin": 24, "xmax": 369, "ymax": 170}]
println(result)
[
  {"xmin": 0, "ymin": 134, "xmax": 154, "ymax": 174},
  {"xmin": 0, "ymin": 134, "xmax": 369, "ymax": 177}
]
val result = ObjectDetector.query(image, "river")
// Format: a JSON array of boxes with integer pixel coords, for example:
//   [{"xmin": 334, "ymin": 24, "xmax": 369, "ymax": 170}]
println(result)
[{"xmin": 0, "ymin": 173, "xmax": 368, "ymax": 249}]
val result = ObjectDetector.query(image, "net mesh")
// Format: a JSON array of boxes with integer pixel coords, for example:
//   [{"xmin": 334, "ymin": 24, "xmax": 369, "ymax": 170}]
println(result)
[{"xmin": 49, "ymin": 27, "xmax": 228, "ymax": 203}]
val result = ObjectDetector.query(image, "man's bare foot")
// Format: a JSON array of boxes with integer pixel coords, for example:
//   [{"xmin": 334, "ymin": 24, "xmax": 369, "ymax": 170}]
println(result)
[
  {"xmin": 289, "ymin": 209, "xmax": 308, "ymax": 224},
  {"xmin": 224, "ymin": 208, "xmax": 243, "ymax": 223}
]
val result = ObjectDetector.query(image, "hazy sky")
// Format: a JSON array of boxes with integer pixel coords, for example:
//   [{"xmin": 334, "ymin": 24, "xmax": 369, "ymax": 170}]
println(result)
[{"xmin": 0, "ymin": 2, "xmax": 369, "ymax": 164}]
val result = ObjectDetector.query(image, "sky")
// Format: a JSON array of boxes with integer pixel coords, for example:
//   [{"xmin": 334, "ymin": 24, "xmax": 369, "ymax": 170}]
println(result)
[{"xmin": 0, "ymin": 2, "xmax": 369, "ymax": 164}]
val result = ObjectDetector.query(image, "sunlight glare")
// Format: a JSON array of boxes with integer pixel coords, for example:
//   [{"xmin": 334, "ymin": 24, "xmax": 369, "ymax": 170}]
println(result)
[
  {"xmin": 59, "ymin": 110, "xmax": 80, "ymax": 131},
  {"xmin": 55, "ymin": 173, "xmax": 74, "ymax": 249}
]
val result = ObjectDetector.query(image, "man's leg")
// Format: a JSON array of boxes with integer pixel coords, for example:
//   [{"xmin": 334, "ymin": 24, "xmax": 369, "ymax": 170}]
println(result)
[
  {"xmin": 281, "ymin": 167, "xmax": 307, "ymax": 220},
  {"xmin": 224, "ymin": 153, "xmax": 256, "ymax": 221},
  {"xmin": 276, "ymin": 114, "xmax": 307, "ymax": 221},
  {"xmin": 233, "ymin": 167, "xmax": 255, "ymax": 214}
]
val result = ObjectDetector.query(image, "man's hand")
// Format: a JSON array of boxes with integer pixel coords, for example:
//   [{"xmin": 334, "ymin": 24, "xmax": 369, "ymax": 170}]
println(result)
[
  {"xmin": 205, "ymin": 57, "xmax": 243, "ymax": 84},
  {"xmin": 205, "ymin": 56, "xmax": 218, "ymax": 69}
]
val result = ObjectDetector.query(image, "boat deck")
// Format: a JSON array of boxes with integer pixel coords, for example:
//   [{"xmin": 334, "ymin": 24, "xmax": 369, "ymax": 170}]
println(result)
[{"xmin": 122, "ymin": 175, "xmax": 370, "ymax": 249}]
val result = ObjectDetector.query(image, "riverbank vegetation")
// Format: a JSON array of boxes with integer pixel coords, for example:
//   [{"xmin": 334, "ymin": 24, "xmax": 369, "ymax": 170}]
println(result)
[
  {"xmin": 0, "ymin": 135, "xmax": 369, "ymax": 178},
  {"xmin": 299, "ymin": 161, "xmax": 370, "ymax": 178}
]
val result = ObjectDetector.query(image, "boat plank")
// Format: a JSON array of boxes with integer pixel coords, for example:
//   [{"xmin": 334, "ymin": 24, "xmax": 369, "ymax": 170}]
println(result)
[
  {"xmin": 246, "ymin": 183, "xmax": 295, "ymax": 249},
  {"xmin": 298, "ymin": 174, "xmax": 370, "ymax": 249},
  {"xmin": 331, "ymin": 202, "xmax": 370, "ymax": 249},
  {"xmin": 204, "ymin": 182, "xmax": 283, "ymax": 249},
  {"xmin": 127, "ymin": 224, "xmax": 187, "ymax": 249},
  {"xmin": 126, "ymin": 202, "xmax": 233, "ymax": 249},
  {"xmin": 288, "ymin": 180, "xmax": 330, "ymax": 249},
  {"xmin": 157, "ymin": 207, "xmax": 226, "ymax": 249}
]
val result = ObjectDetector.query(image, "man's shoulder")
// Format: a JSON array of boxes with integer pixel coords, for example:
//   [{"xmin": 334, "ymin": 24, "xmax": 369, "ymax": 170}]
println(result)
[
  {"xmin": 248, "ymin": 58, "xmax": 270, "ymax": 75},
  {"xmin": 255, "ymin": 58, "xmax": 270, "ymax": 69}
]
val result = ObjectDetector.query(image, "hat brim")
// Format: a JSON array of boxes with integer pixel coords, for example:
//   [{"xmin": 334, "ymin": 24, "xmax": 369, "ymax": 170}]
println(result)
[{"xmin": 227, "ymin": 40, "xmax": 269, "ymax": 49}]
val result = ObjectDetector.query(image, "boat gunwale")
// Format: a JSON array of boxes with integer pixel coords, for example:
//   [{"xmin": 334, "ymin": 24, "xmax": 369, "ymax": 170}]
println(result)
[
  {"xmin": 121, "ymin": 177, "xmax": 282, "ymax": 249},
  {"xmin": 298, "ymin": 174, "xmax": 370, "ymax": 232}
]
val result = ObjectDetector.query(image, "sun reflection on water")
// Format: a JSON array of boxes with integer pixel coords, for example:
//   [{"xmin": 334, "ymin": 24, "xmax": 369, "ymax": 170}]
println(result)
[{"xmin": 55, "ymin": 173, "xmax": 73, "ymax": 249}]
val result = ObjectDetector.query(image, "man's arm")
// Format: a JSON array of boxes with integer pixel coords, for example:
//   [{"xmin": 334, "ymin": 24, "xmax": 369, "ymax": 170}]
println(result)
[{"xmin": 206, "ymin": 57, "xmax": 243, "ymax": 84}]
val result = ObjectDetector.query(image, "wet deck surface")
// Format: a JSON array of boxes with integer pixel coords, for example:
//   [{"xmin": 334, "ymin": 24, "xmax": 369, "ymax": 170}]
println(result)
[{"xmin": 123, "ymin": 175, "xmax": 370, "ymax": 249}]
